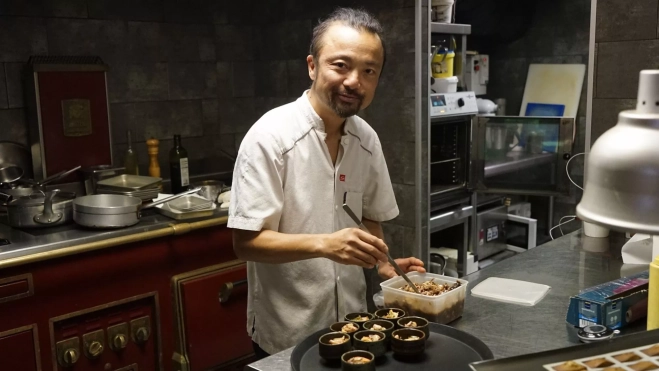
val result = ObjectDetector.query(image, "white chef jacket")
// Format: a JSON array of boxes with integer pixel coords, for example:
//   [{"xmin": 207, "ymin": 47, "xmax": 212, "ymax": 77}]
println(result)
[{"xmin": 228, "ymin": 90, "xmax": 399, "ymax": 355}]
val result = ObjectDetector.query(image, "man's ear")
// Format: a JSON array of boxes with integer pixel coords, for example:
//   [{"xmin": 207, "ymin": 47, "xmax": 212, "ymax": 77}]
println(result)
[{"xmin": 306, "ymin": 55, "xmax": 316, "ymax": 81}]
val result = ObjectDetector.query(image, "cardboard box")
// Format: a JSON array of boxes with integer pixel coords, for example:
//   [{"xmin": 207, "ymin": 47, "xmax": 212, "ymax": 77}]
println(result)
[{"xmin": 566, "ymin": 270, "xmax": 649, "ymax": 329}]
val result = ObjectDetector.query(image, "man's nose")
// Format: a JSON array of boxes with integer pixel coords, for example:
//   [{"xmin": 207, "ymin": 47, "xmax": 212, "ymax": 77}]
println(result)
[{"xmin": 343, "ymin": 70, "xmax": 361, "ymax": 89}]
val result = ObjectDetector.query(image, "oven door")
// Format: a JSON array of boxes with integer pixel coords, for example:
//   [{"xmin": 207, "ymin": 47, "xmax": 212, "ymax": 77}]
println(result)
[
  {"xmin": 473, "ymin": 116, "xmax": 575, "ymax": 196},
  {"xmin": 429, "ymin": 115, "xmax": 477, "ymax": 205}
]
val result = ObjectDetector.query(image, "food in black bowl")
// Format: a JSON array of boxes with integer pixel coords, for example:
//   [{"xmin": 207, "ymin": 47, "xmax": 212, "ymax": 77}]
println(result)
[
  {"xmin": 341, "ymin": 350, "xmax": 375, "ymax": 371},
  {"xmin": 397, "ymin": 316, "xmax": 429, "ymax": 338},
  {"xmin": 318, "ymin": 331, "xmax": 352, "ymax": 361},
  {"xmin": 345, "ymin": 312, "xmax": 375, "ymax": 324},
  {"xmin": 353, "ymin": 330, "xmax": 387, "ymax": 358},
  {"xmin": 363, "ymin": 320, "xmax": 394, "ymax": 348},
  {"xmin": 391, "ymin": 328, "xmax": 426, "ymax": 357},
  {"xmin": 331, "ymin": 321, "xmax": 361, "ymax": 334},
  {"xmin": 374, "ymin": 308, "xmax": 405, "ymax": 326}
]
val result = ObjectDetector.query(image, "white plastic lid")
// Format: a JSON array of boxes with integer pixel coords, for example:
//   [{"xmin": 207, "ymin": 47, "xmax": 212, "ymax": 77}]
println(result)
[{"xmin": 470, "ymin": 277, "xmax": 551, "ymax": 306}]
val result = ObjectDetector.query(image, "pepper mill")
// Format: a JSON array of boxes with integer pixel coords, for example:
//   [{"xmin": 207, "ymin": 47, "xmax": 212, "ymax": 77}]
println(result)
[{"xmin": 146, "ymin": 138, "xmax": 161, "ymax": 178}]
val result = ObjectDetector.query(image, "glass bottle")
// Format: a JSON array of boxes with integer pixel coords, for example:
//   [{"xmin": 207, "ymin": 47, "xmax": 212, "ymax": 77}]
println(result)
[
  {"xmin": 124, "ymin": 130, "xmax": 139, "ymax": 175},
  {"xmin": 169, "ymin": 134, "xmax": 189, "ymax": 194}
]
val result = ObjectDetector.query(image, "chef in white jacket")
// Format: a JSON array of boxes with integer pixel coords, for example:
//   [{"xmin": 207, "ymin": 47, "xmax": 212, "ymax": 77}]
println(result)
[{"xmin": 228, "ymin": 7, "xmax": 425, "ymax": 358}]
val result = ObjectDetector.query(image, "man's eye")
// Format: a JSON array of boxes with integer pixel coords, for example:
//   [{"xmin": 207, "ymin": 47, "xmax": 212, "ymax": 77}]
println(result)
[
  {"xmin": 334, "ymin": 62, "xmax": 346, "ymax": 69},
  {"xmin": 365, "ymin": 69, "xmax": 376, "ymax": 75}
]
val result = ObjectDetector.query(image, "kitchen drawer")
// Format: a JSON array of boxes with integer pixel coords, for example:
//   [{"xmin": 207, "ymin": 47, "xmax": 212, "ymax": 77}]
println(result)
[
  {"xmin": 173, "ymin": 262, "xmax": 252, "ymax": 371},
  {"xmin": 0, "ymin": 325, "xmax": 40, "ymax": 371}
]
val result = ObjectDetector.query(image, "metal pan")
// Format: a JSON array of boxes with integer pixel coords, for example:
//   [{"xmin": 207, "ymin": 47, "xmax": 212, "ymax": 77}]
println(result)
[
  {"xmin": 72, "ymin": 187, "xmax": 200, "ymax": 228},
  {"xmin": 6, "ymin": 189, "xmax": 76, "ymax": 228}
]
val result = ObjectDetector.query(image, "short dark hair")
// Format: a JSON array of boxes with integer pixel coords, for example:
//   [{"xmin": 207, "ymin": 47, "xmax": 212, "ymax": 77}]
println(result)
[{"xmin": 310, "ymin": 8, "xmax": 386, "ymax": 70}]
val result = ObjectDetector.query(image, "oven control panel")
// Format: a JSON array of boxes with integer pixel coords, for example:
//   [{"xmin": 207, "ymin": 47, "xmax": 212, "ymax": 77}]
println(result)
[{"xmin": 430, "ymin": 92, "xmax": 478, "ymax": 118}]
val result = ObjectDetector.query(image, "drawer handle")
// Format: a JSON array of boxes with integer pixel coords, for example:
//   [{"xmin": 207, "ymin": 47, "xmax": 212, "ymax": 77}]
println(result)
[{"xmin": 219, "ymin": 279, "xmax": 247, "ymax": 303}]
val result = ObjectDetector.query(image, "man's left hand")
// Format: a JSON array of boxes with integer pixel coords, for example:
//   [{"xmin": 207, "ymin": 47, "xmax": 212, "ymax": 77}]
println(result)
[{"xmin": 377, "ymin": 257, "xmax": 426, "ymax": 280}]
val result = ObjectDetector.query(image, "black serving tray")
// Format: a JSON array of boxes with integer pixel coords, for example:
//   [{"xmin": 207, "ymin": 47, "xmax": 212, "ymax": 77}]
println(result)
[
  {"xmin": 290, "ymin": 322, "xmax": 493, "ymax": 371},
  {"xmin": 469, "ymin": 328, "xmax": 659, "ymax": 371}
]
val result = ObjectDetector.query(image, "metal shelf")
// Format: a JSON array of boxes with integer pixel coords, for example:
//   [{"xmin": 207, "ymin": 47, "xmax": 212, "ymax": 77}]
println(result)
[{"xmin": 431, "ymin": 23, "xmax": 471, "ymax": 35}]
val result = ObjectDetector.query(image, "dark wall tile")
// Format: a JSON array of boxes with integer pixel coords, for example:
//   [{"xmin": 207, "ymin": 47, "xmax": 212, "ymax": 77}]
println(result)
[
  {"xmin": 47, "ymin": 19, "xmax": 126, "ymax": 63},
  {"xmin": 218, "ymin": 98, "xmax": 257, "ymax": 134},
  {"xmin": 596, "ymin": 0, "xmax": 658, "ymax": 42},
  {"xmin": 216, "ymin": 62, "xmax": 232, "ymax": 97},
  {"xmin": 87, "ymin": 0, "xmax": 163, "ymax": 22},
  {"xmin": 591, "ymin": 99, "xmax": 636, "ymax": 145},
  {"xmin": 378, "ymin": 7, "xmax": 415, "ymax": 54},
  {"xmin": 202, "ymin": 99, "xmax": 219, "ymax": 129},
  {"xmin": 111, "ymin": 100, "xmax": 203, "ymax": 144},
  {"xmin": 231, "ymin": 61, "xmax": 255, "ymax": 97},
  {"xmin": 5, "ymin": 63, "xmax": 24, "ymax": 108},
  {"xmin": 0, "ymin": 65, "xmax": 8, "ymax": 109},
  {"xmin": 163, "ymin": 24, "xmax": 217, "ymax": 62},
  {"xmin": 596, "ymin": 40, "xmax": 659, "ymax": 99},
  {"xmin": 0, "ymin": 108, "xmax": 28, "ymax": 146},
  {"xmin": 163, "ymin": 0, "xmax": 215, "ymax": 24},
  {"xmin": 0, "ymin": 18, "xmax": 48, "ymax": 62},
  {"xmin": 0, "ymin": 1, "xmax": 48, "ymax": 16},
  {"xmin": 362, "ymin": 97, "xmax": 415, "ymax": 143},
  {"xmin": 126, "ymin": 22, "xmax": 164, "ymax": 62},
  {"xmin": 255, "ymin": 61, "xmax": 288, "ymax": 97},
  {"xmin": 287, "ymin": 59, "xmax": 311, "ymax": 95},
  {"xmin": 377, "ymin": 51, "xmax": 414, "ymax": 99},
  {"xmin": 284, "ymin": 0, "xmax": 335, "ymax": 21},
  {"xmin": 381, "ymin": 140, "xmax": 415, "ymax": 186},
  {"xmin": 169, "ymin": 62, "xmax": 218, "ymax": 100},
  {"xmin": 391, "ymin": 183, "xmax": 415, "ymax": 228},
  {"xmin": 256, "ymin": 20, "xmax": 312, "ymax": 61},
  {"xmin": 252, "ymin": 0, "xmax": 287, "ymax": 25},
  {"xmin": 108, "ymin": 63, "xmax": 169, "ymax": 103},
  {"xmin": 215, "ymin": 25, "xmax": 255, "ymax": 61},
  {"xmin": 51, "ymin": 0, "xmax": 88, "ymax": 18}
]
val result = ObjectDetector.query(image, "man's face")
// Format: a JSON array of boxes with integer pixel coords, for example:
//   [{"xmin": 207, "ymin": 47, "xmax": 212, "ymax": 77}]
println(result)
[{"xmin": 307, "ymin": 23, "xmax": 384, "ymax": 118}]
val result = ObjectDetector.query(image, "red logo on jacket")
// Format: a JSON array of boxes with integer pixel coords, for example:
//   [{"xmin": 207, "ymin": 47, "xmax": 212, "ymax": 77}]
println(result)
[{"xmin": 339, "ymin": 174, "xmax": 346, "ymax": 182}]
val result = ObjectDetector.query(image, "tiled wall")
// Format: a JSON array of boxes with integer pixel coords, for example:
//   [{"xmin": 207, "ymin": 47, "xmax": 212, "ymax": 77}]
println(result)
[
  {"xmin": 0, "ymin": 1, "xmax": 419, "ymax": 261},
  {"xmin": 592, "ymin": 0, "xmax": 658, "ymax": 143}
]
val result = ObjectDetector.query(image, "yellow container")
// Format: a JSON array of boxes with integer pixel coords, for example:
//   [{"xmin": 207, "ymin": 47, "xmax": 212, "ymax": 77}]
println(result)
[
  {"xmin": 432, "ymin": 50, "xmax": 455, "ymax": 78},
  {"xmin": 648, "ymin": 254, "xmax": 659, "ymax": 330}
]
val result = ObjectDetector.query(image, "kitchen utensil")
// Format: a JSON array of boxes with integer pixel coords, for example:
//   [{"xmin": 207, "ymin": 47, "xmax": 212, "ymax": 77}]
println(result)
[
  {"xmin": 167, "ymin": 195, "xmax": 213, "ymax": 212},
  {"xmin": 470, "ymin": 277, "xmax": 551, "ymax": 306},
  {"xmin": 146, "ymin": 138, "xmax": 160, "ymax": 177},
  {"xmin": 0, "ymin": 142, "xmax": 32, "ymax": 179},
  {"xmin": 429, "ymin": 253, "xmax": 446, "ymax": 275},
  {"xmin": 155, "ymin": 195, "xmax": 217, "ymax": 220},
  {"xmin": 21, "ymin": 165, "xmax": 82, "ymax": 188},
  {"xmin": 577, "ymin": 325, "xmax": 620, "ymax": 343},
  {"xmin": 96, "ymin": 174, "xmax": 162, "ymax": 192},
  {"xmin": 519, "ymin": 64, "xmax": 585, "ymax": 117},
  {"xmin": 0, "ymin": 165, "xmax": 23, "ymax": 184},
  {"xmin": 6, "ymin": 189, "xmax": 76, "ymax": 228},
  {"xmin": 342, "ymin": 202, "xmax": 421, "ymax": 295},
  {"xmin": 291, "ymin": 322, "xmax": 493, "ymax": 371},
  {"xmin": 191, "ymin": 180, "xmax": 227, "ymax": 203},
  {"xmin": 79, "ymin": 165, "xmax": 125, "ymax": 195},
  {"xmin": 72, "ymin": 187, "xmax": 200, "ymax": 228}
]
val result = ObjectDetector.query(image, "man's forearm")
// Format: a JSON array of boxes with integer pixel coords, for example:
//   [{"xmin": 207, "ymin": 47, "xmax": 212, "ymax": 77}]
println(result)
[{"xmin": 233, "ymin": 229, "xmax": 326, "ymax": 264}]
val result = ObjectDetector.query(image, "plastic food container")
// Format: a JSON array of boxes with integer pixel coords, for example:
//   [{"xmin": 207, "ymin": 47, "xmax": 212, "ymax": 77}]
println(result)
[{"xmin": 380, "ymin": 272, "xmax": 468, "ymax": 324}]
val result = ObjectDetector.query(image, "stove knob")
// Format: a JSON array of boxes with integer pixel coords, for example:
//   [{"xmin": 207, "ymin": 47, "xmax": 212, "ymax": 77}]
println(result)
[
  {"xmin": 113, "ymin": 334, "xmax": 128, "ymax": 351},
  {"xmin": 457, "ymin": 98, "xmax": 465, "ymax": 107},
  {"xmin": 135, "ymin": 327, "xmax": 150, "ymax": 345},
  {"xmin": 87, "ymin": 341, "xmax": 104, "ymax": 358},
  {"xmin": 62, "ymin": 348, "xmax": 79, "ymax": 366}
]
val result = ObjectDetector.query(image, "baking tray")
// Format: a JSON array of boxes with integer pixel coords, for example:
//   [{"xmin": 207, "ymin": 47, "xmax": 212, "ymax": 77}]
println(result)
[
  {"xmin": 291, "ymin": 322, "xmax": 493, "ymax": 371},
  {"xmin": 97, "ymin": 174, "xmax": 162, "ymax": 191},
  {"xmin": 168, "ymin": 195, "xmax": 213, "ymax": 211},
  {"xmin": 469, "ymin": 329, "xmax": 659, "ymax": 371}
]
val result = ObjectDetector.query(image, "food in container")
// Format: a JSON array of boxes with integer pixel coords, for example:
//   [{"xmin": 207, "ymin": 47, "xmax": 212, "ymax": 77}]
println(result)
[
  {"xmin": 330, "ymin": 321, "xmax": 360, "ymax": 334},
  {"xmin": 583, "ymin": 358, "xmax": 613, "ymax": 368},
  {"xmin": 629, "ymin": 361, "xmax": 659, "ymax": 371},
  {"xmin": 345, "ymin": 312, "xmax": 374, "ymax": 323},
  {"xmin": 363, "ymin": 320, "xmax": 394, "ymax": 348},
  {"xmin": 318, "ymin": 331, "xmax": 352, "ymax": 361},
  {"xmin": 341, "ymin": 350, "xmax": 375, "ymax": 371},
  {"xmin": 390, "ymin": 328, "xmax": 426, "ymax": 357},
  {"xmin": 400, "ymin": 278, "xmax": 462, "ymax": 296},
  {"xmin": 380, "ymin": 272, "xmax": 468, "ymax": 324},
  {"xmin": 613, "ymin": 352, "xmax": 641, "ymax": 362},
  {"xmin": 397, "ymin": 316, "xmax": 429, "ymax": 338},
  {"xmin": 553, "ymin": 361, "xmax": 586, "ymax": 371},
  {"xmin": 642, "ymin": 344, "xmax": 659, "ymax": 356},
  {"xmin": 353, "ymin": 330, "xmax": 386, "ymax": 358}
]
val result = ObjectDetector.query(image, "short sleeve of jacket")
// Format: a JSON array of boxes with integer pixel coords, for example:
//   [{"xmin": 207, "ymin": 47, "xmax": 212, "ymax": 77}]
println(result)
[
  {"xmin": 228, "ymin": 131, "xmax": 284, "ymax": 232},
  {"xmin": 362, "ymin": 136, "xmax": 399, "ymax": 222}
]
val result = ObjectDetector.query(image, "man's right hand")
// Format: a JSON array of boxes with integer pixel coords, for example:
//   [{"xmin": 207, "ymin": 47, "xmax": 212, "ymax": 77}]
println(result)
[{"xmin": 320, "ymin": 228, "xmax": 389, "ymax": 269}]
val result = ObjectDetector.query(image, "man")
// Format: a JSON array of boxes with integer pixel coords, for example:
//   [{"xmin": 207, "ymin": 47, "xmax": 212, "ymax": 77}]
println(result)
[{"xmin": 228, "ymin": 7, "xmax": 425, "ymax": 358}]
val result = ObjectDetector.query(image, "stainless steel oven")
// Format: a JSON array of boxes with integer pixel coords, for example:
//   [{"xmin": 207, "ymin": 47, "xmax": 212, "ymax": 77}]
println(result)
[{"xmin": 428, "ymin": 92, "xmax": 575, "ymax": 275}]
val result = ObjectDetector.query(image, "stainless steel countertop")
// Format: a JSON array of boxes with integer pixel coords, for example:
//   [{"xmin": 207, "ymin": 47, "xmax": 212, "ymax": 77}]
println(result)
[
  {"xmin": 484, "ymin": 152, "xmax": 555, "ymax": 178},
  {"xmin": 0, "ymin": 208, "xmax": 228, "ymax": 265},
  {"xmin": 246, "ymin": 230, "xmax": 647, "ymax": 371}
]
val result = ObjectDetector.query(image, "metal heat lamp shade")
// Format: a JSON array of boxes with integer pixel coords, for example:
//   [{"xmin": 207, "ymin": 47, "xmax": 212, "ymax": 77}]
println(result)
[{"xmin": 577, "ymin": 70, "xmax": 659, "ymax": 234}]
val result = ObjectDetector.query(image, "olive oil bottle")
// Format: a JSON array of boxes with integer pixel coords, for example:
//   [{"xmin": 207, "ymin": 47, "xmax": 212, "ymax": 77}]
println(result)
[{"xmin": 169, "ymin": 134, "xmax": 189, "ymax": 194}]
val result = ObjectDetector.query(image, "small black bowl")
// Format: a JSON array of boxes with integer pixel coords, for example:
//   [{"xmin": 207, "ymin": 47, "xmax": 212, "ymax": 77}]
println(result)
[
  {"xmin": 397, "ymin": 316, "xmax": 430, "ymax": 338},
  {"xmin": 391, "ymin": 328, "xmax": 426, "ymax": 357},
  {"xmin": 363, "ymin": 320, "xmax": 394, "ymax": 348},
  {"xmin": 374, "ymin": 307, "xmax": 405, "ymax": 326},
  {"xmin": 353, "ymin": 330, "xmax": 387, "ymax": 358},
  {"xmin": 341, "ymin": 350, "xmax": 376, "ymax": 371},
  {"xmin": 318, "ymin": 331, "xmax": 352, "ymax": 361},
  {"xmin": 330, "ymin": 321, "xmax": 361, "ymax": 335},
  {"xmin": 345, "ymin": 312, "xmax": 375, "ymax": 324}
]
